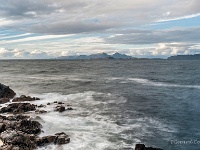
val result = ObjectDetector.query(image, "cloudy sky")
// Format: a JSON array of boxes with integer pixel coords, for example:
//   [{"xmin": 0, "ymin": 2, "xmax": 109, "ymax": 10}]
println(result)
[{"xmin": 0, "ymin": 0, "xmax": 200, "ymax": 59}]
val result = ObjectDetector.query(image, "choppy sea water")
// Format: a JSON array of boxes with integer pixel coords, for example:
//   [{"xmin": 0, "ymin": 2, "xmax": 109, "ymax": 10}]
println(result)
[{"xmin": 0, "ymin": 59, "xmax": 200, "ymax": 150}]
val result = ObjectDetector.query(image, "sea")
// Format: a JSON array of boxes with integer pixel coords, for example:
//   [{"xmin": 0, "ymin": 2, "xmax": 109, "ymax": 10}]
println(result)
[{"xmin": 0, "ymin": 59, "xmax": 200, "ymax": 150}]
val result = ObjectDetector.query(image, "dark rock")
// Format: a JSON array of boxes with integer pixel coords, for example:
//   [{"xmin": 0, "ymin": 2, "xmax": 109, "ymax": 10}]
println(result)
[
  {"xmin": 135, "ymin": 144, "xmax": 163, "ymax": 150},
  {"xmin": 0, "ymin": 103, "xmax": 36, "ymax": 114},
  {"xmin": 58, "ymin": 102, "xmax": 64, "ymax": 104},
  {"xmin": 36, "ymin": 135, "xmax": 56, "ymax": 146},
  {"xmin": 12, "ymin": 95, "xmax": 40, "ymax": 102},
  {"xmin": 54, "ymin": 101, "xmax": 57, "ymax": 103},
  {"xmin": 55, "ymin": 106, "xmax": 65, "ymax": 112},
  {"xmin": 37, "ymin": 104, "xmax": 45, "ymax": 108},
  {"xmin": 135, "ymin": 144, "xmax": 145, "ymax": 150},
  {"xmin": 54, "ymin": 132, "xmax": 70, "ymax": 145},
  {"xmin": 0, "ymin": 129, "xmax": 36, "ymax": 150},
  {"xmin": 67, "ymin": 107, "xmax": 73, "ymax": 110},
  {"xmin": 0, "ymin": 115, "xmax": 70, "ymax": 149},
  {"xmin": 16, "ymin": 120, "xmax": 42, "ymax": 135},
  {"xmin": 47, "ymin": 103, "xmax": 50, "ymax": 105},
  {"xmin": 0, "ymin": 83, "xmax": 16, "ymax": 99},
  {"xmin": 6, "ymin": 115, "xmax": 30, "ymax": 121},
  {"xmin": 0, "ymin": 123, "xmax": 6, "ymax": 133},
  {"xmin": 0, "ymin": 98, "xmax": 9, "ymax": 104},
  {"xmin": 35, "ymin": 110, "xmax": 47, "ymax": 114}
]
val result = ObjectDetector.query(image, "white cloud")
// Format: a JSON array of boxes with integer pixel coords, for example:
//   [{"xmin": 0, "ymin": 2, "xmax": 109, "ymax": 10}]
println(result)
[
  {"xmin": 0, "ymin": 0, "xmax": 200, "ymax": 34},
  {"xmin": 129, "ymin": 43, "xmax": 200, "ymax": 58},
  {"xmin": 157, "ymin": 13, "xmax": 200, "ymax": 22},
  {"xmin": 0, "ymin": 34, "xmax": 74, "ymax": 44}
]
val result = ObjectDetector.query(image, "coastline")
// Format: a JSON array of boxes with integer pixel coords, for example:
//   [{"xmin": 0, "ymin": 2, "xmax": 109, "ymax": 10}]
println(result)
[{"xmin": 0, "ymin": 83, "xmax": 162, "ymax": 150}]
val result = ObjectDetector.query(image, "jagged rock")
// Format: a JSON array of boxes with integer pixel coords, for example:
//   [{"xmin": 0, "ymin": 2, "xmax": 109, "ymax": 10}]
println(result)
[
  {"xmin": 0, "ymin": 83, "xmax": 16, "ymax": 99},
  {"xmin": 36, "ymin": 135, "xmax": 56, "ymax": 146},
  {"xmin": 0, "ymin": 103, "xmax": 36, "ymax": 114},
  {"xmin": 67, "ymin": 107, "xmax": 73, "ymax": 110},
  {"xmin": 16, "ymin": 120, "xmax": 42, "ymax": 135},
  {"xmin": 35, "ymin": 132, "xmax": 70, "ymax": 146},
  {"xmin": 5, "ymin": 115, "xmax": 29, "ymax": 121},
  {"xmin": 12, "ymin": 95, "xmax": 40, "ymax": 102},
  {"xmin": 0, "ymin": 98, "xmax": 9, "ymax": 104},
  {"xmin": 135, "ymin": 144, "xmax": 163, "ymax": 150},
  {"xmin": 54, "ymin": 132, "xmax": 70, "ymax": 145},
  {"xmin": 0, "ymin": 130, "xmax": 36, "ymax": 150},
  {"xmin": 55, "ymin": 106, "xmax": 65, "ymax": 112}
]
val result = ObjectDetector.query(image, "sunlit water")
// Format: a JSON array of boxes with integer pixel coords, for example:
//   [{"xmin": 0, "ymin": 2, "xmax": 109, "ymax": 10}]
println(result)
[{"xmin": 0, "ymin": 60, "xmax": 200, "ymax": 150}]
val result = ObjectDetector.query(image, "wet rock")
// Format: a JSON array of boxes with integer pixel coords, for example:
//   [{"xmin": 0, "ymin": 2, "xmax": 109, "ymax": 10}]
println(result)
[
  {"xmin": 37, "ymin": 104, "xmax": 45, "ymax": 108},
  {"xmin": 0, "ymin": 115, "xmax": 70, "ymax": 149},
  {"xmin": 12, "ymin": 95, "xmax": 40, "ymax": 102},
  {"xmin": 58, "ymin": 102, "xmax": 64, "ymax": 104},
  {"xmin": 135, "ymin": 144, "xmax": 145, "ymax": 150},
  {"xmin": 16, "ymin": 120, "xmax": 42, "ymax": 135},
  {"xmin": 35, "ymin": 133, "xmax": 70, "ymax": 146},
  {"xmin": 0, "ymin": 98, "xmax": 9, "ymax": 104},
  {"xmin": 6, "ymin": 115, "xmax": 30, "ymax": 121},
  {"xmin": 55, "ymin": 106, "xmax": 65, "ymax": 112},
  {"xmin": 0, "ymin": 129, "xmax": 36, "ymax": 150},
  {"xmin": 36, "ymin": 135, "xmax": 56, "ymax": 146},
  {"xmin": 0, "ymin": 103, "xmax": 36, "ymax": 114},
  {"xmin": 54, "ymin": 132, "xmax": 70, "ymax": 145},
  {"xmin": 135, "ymin": 144, "xmax": 163, "ymax": 150},
  {"xmin": 67, "ymin": 107, "xmax": 73, "ymax": 110},
  {"xmin": 35, "ymin": 110, "xmax": 47, "ymax": 114},
  {"xmin": 0, "ymin": 123, "xmax": 6, "ymax": 133},
  {"xmin": 0, "ymin": 83, "xmax": 16, "ymax": 99}
]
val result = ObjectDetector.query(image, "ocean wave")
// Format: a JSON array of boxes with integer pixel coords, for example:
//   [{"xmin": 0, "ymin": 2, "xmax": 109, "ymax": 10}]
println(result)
[
  {"xmin": 26, "ymin": 91, "xmax": 129, "ymax": 150},
  {"xmin": 108, "ymin": 77, "xmax": 200, "ymax": 89}
]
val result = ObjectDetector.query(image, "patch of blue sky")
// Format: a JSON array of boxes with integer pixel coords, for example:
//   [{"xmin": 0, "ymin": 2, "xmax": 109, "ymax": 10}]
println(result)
[{"xmin": 0, "ymin": 33, "xmax": 34, "ymax": 40}]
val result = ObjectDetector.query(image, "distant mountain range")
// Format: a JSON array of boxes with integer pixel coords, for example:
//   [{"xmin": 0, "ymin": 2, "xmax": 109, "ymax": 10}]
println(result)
[
  {"xmin": 57, "ymin": 52, "xmax": 135, "ymax": 60},
  {"xmin": 56, "ymin": 53, "xmax": 200, "ymax": 60},
  {"xmin": 167, "ymin": 54, "xmax": 200, "ymax": 60}
]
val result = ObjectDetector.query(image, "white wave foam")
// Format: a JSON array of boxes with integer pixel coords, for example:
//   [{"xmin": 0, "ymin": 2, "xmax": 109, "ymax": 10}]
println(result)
[
  {"xmin": 108, "ymin": 77, "xmax": 200, "ymax": 89},
  {"xmin": 122, "ymin": 117, "xmax": 177, "ymax": 143},
  {"xmin": 0, "ymin": 90, "xmax": 177, "ymax": 149},
  {"xmin": 26, "ymin": 91, "xmax": 128, "ymax": 150}
]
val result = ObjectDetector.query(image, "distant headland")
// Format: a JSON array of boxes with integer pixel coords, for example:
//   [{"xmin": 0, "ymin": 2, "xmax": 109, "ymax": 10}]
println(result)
[
  {"xmin": 167, "ymin": 54, "xmax": 200, "ymax": 60},
  {"xmin": 56, "ymin": 52, "xmax": 200, "ymax": 60},
  {"xmin": 56, "ymin": 52, "xmax": 161, "ymax": 60}
]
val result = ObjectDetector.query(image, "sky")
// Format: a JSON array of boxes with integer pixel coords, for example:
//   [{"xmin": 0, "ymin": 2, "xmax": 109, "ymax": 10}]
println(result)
[{"xmin": 0, "ymin": 0, "xmax": 200, "ymax": 59}]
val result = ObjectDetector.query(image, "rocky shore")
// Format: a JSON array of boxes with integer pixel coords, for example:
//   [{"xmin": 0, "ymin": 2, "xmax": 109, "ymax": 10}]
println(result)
[
  {"xmin": 0, "ymin": 83, "xmax": 71, "ymax": 149},
  {"xmin": 0, "ymin": 83, "xmax": 162, "ymax": 150}
]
